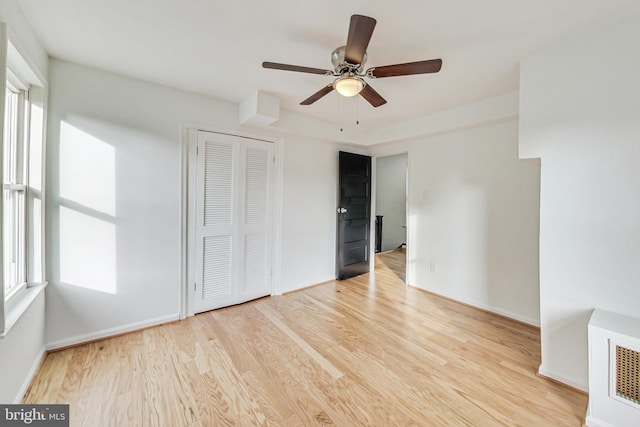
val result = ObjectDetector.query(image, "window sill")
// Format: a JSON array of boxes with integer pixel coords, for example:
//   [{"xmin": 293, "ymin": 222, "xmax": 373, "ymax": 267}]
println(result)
[{"xmin": 0, "ymin": 282, "xmax": 47, "ymax": 338}]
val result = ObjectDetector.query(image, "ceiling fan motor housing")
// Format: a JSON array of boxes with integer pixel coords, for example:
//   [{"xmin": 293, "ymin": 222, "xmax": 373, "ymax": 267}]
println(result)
[{"xmin": 331, "ymin": 46, "xmax": 366, "ymax": 75}]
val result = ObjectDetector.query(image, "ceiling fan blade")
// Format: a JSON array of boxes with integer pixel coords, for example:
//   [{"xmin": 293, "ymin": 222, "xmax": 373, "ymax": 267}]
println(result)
[
  {"xmin": 262, "ymin": 61, "xmax": 331, "ymax": 75},
  {"xmin": 300, "ymin": 85, "xmax": 334, "ymax": 105},
  {"xmin": 360, "ymin": 84, "xmax": 387, "ymax": 107},
  {"xmin": 344, "ymin": 15, "xmax": 376, "ymax": 65},
  {"xmin": 369, "ymin": 59, "xmax": 442, "ymax": 78}
]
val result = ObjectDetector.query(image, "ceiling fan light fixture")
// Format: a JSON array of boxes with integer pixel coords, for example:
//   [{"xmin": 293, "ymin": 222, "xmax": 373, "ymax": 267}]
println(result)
[{"xmin": 334, "ymin": 76, "xmax": 364, "ymax": 97}]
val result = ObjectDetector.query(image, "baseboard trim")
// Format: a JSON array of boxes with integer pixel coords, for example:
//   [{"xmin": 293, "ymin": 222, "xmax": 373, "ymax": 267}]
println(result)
[
  {"xmin": 45, "ymin": 314, "xmax": 180, "ymax": 352},
  {"xmin": 15, "ymin": 346, "xmax": 46, "ymax": 403},
  {"xmin": 407, "ymin": 284, "xmax": 540, "ymax": 328},
  {"xmin": 282, "ymin": 279, "xmax": 335, "ymax": 296},
  {"xmin": 477, "ymin": 302, "xmax": 540, "ymax": 328},
  {"xmin": 538, "ymin": 365, "xmax": 588, "ymax": 393},
  {"xmin": 585, "ymin": 414, "xmax": 613, "ymax": 427}
]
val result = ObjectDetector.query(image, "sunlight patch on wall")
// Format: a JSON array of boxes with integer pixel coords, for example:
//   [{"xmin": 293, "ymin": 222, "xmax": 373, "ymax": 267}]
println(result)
[
  {"xmin": 59, "ymin": 121, "xmax": 115, "ymax": 216},
  {"xmin": 59, "ymin": 206, "xmax": 116, "ymax": 294},
  {"xmin": 58, "ymin": 121, "xmax": 117, "ymax": 294}
]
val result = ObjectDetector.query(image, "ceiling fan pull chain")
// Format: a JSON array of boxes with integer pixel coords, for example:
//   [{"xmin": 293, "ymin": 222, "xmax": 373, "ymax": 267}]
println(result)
[{"xmin": 340, "ymin": 93, "xmax": 344, "ymax": 132}]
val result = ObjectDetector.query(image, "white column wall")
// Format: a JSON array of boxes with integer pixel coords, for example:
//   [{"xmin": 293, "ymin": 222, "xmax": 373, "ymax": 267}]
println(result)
[{"xmin": 519, "ymin": 16, "xmax": 640, "ymax": 390}]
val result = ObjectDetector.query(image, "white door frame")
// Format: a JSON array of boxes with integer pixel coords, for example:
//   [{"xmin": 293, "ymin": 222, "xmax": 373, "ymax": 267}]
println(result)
[
  {"xmin": 180, "ymin": 126, "xmax": 284, "ymax": 319},
  {"xmin": 370, "ymin": 149, "xmax": 412, "ymax": 286}
]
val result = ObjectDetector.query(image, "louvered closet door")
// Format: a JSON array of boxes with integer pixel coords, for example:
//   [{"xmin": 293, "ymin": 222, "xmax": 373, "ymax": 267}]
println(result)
[{"xmin": 194, "ymin": 131, "xmax": 274, "ymax": 313}]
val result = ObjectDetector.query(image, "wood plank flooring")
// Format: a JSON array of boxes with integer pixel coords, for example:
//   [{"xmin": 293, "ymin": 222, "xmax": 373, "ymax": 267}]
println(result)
[
  {"xmin": 24, "ymin": 252, "xmax": 587, "ymax": 426},
  {"xmin": 375, "ymin": 248, "xmax": 406, "ymax": 282}
]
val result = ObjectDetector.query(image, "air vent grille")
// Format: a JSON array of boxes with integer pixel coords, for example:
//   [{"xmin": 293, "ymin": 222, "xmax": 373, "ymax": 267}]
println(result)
[{"xmin": 616, "ymin": 345, "xmax": 640, "ymax": 405}]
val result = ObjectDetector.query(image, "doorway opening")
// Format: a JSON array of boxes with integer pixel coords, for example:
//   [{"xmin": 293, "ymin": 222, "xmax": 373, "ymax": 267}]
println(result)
[{"xmin": 374, "ymin": 153, "xmax": 408, "ymax": 283}]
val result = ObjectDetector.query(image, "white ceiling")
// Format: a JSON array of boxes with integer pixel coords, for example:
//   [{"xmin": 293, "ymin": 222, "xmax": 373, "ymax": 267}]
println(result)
[{"xmin": 16, "ymin": 0, "xmax": 640, "ymax": 137}]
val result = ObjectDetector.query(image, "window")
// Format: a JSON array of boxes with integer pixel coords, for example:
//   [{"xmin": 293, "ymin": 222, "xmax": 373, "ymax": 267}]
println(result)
[
  {"xmin": 3, "ymin": 83, "xmax": 29, "ymax": 301},
  {"xmin": 0, "ymin": 27, "xmax": 47, "ymax": 335}
]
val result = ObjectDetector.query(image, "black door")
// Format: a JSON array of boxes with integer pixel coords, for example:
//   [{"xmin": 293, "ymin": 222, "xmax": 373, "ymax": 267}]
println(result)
[{"xmin": 336, "ymin": 151, "xmax": 371, "ymax": 280}]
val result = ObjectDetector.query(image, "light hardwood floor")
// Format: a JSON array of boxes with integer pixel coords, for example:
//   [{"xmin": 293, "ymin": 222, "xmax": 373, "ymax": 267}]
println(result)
[
  {"xmin": 375, "ymin": 248, "xmax": 406, "ymax": 282},
  {"xmin": 24, "ymin": 251, "xmax": 587, "ymax": 426}
]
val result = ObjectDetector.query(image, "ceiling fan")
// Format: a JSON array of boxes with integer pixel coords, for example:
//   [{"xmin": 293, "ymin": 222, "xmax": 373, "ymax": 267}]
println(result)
[{"xmin": 262, "ymin": 14, "xmax": 442, "ymax": 108}]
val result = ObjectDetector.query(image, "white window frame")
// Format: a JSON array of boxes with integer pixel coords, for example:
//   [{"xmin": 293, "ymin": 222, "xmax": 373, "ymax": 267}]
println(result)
[
  {"xmin": 0, "ymin": 23, "xmax": 47, "ymax": 337},
  {"xmin": 3, "ymin": 82, "xmax": 29, "ymax": 301}
]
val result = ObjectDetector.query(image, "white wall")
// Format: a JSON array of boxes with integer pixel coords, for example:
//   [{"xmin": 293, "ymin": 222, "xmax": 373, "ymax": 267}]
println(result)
[
  {"xmin": 375, "ymin": 153, "xmax": 407, "ymax": 252},
  {"xmin": 0, "ymin": 0, "xmax": 48, "ymax": 403},
  {"xmin": 519, "ymin": 17, "xmax": 640, "ymax": 390},
  {"xmin": 45, "ymin": 59, "xmax": 343, "ymax": 347},
  {"xmin": 407, "ymin": 119, "xmax": 541, "ymax": 325},
  {"xmin": 0, "ymin": 292, "xmax": 45, "ymax": 403},
  {"xmin": 0, "ymin": 0, "xmax": 47, "ymax": 78},
  {"xmin": 279, "ymin": 137, "xmax": 339, "ymax": 292}
]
